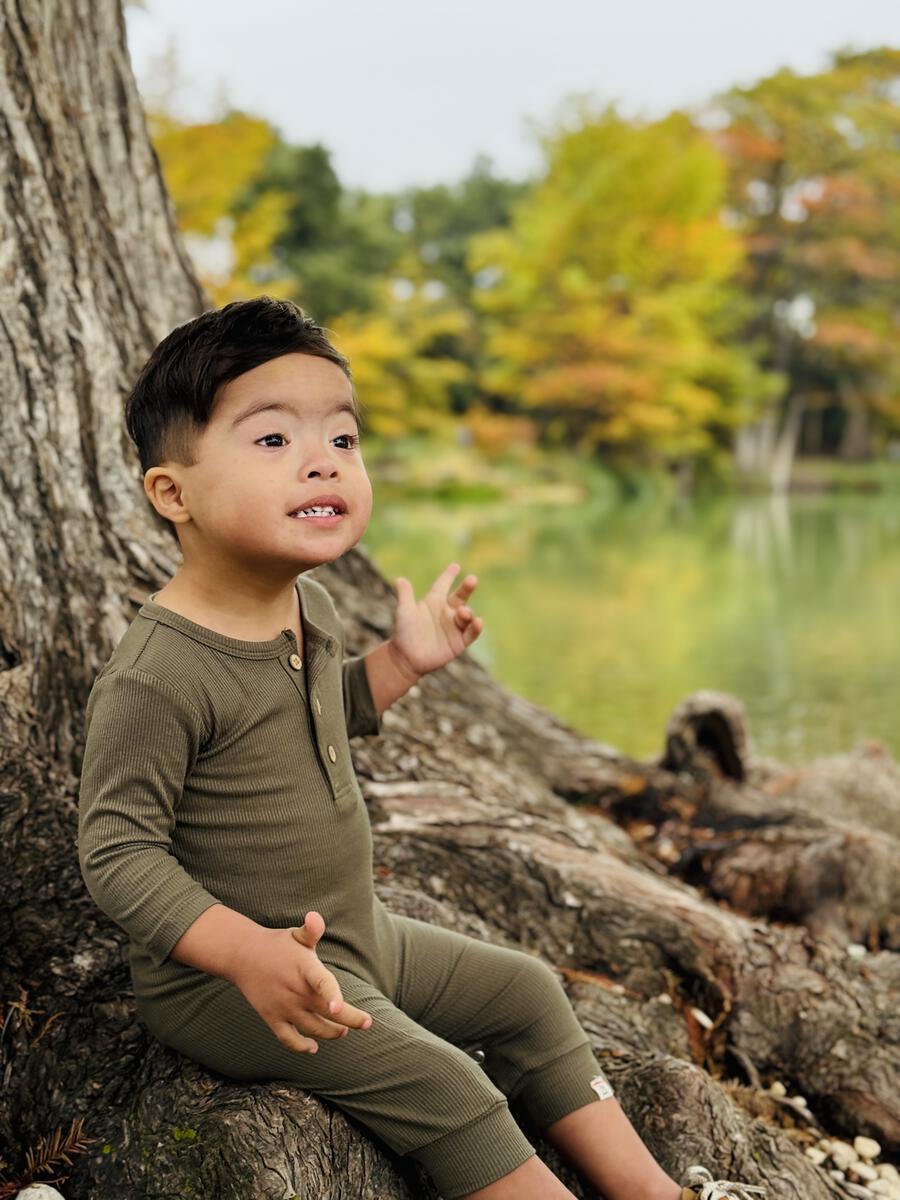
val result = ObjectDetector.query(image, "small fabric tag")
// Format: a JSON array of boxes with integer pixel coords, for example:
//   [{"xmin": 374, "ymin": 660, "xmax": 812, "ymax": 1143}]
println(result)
[{"xmin": 589, "ymin": 1073, "xmax": 614, "ymax": 1100}]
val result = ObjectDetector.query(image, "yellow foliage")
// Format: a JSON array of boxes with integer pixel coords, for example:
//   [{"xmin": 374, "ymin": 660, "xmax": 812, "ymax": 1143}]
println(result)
[
  {"xmin": 468, "ymin": 105, "xmax": 765, "ymax": 459},
  {"xmin": 327, "ymin": 280, "xmax": 475, "ymax": 439},
  {"xmin": 148, "ymin": 109, "xmax": 292, "ymax": 304}
]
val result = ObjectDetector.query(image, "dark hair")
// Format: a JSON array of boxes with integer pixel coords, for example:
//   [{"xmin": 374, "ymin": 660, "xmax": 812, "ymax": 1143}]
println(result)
[{"xmin": 125, "ymin": 295, "xmax": 360, "ymax": 477}]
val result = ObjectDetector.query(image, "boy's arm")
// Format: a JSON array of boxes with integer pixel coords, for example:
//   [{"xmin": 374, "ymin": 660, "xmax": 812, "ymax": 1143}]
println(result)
[
  {"xmin": 341, "ymin": 641, "xmax": 419, "ymax": 736},
  {"xmin": 78, "ymin": 668, "xmax": 225, "ymax": 970}
]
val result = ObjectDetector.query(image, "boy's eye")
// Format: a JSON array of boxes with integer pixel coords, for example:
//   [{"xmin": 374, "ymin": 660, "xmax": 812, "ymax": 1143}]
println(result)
[
  {"xmin": 254, "ymin": 432, "xmax": 361, "ymax": 450},
  {"xmin": 333, "ymin": 432, "xmax": 361, "ymax": 450}
]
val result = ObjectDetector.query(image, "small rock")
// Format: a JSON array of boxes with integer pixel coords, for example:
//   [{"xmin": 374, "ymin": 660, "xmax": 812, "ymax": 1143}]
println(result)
[
  {"xmin": 843, "ymin": 1183, "xmax": 877, "ymax": 1199},
  {"xmin": 851, "ymin": 1161, "xmax": 880, "ymax": 1183},
  {"xmin": 847, "ymin": 943, "xmax": 868, "ymax": 958},
  {"xmin": 768, "ymin": 1080, "xmax": 787, "ymax": 1097},
  {"xmin": 790, "ymin": 1094, "xmax": 809, "ymax": 1108},
  {"xmin": 805, "ymin": 1147, "xmax": 827, "ymax": 1165},
  {"xmin": 15, "ymin": 1188, "xmax": 67, "ymax": 1199},
  {"xmin": 877, "ymin": 1165, "xmax": 900, "ymax": 1182},
  {"xmin": 690, "ymin": 1006, "xmax": 714, "ymax": 1030},
  {"xmin": 832, "ymin": 1142, "xmax": 860, "ymax": 1170},
  {"xmin": 829, "ymin": 1169, "xmax": 846, "ymax": 1181},
  {"xmin": 868, "ymin": 1181, "xmax": 896, "ymax": 1196},
  {"xmin": 817, "ymin": 1138, "xmax": 833, "ymax": 1153},
  {"xmin": 855, "ymin": 1136, "xmax": 882, "ymax": 1162}
]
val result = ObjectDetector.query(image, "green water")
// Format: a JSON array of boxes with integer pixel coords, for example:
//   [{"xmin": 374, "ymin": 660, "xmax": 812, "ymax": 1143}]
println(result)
[{"xmin": 362, "ymin": 491, "xmax": 900, "ymax": 765}]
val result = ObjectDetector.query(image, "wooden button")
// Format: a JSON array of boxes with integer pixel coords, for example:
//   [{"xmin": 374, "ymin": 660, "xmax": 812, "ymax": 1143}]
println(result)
[
  {"xmin": 289, "ymin": 654, "xmax": 303, "ymax": 670},
  {"xmin": 327, "ymin": 744, "xmax": 337, "ymax": 762}
]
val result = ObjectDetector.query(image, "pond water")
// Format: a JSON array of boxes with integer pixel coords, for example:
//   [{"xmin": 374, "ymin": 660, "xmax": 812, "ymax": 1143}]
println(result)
[{"xmin": 363, "ymin": 491, "xmax": 900, "ymax": 765}]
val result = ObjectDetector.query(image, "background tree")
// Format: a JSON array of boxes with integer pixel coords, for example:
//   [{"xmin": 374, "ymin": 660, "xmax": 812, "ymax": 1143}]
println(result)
[
  {"xmin": 708, "ymin": 47, "xmax": 900, "ymax": 486},
  {"xmin": 467, "ymin": 102, "xmax": 781, "ymax": 479}
]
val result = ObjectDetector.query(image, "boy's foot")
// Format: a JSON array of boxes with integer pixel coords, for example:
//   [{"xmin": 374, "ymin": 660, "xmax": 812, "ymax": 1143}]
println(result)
[{"xmin": 680, "ymin": 1164, "xmax": 767, "ymax": 1199}]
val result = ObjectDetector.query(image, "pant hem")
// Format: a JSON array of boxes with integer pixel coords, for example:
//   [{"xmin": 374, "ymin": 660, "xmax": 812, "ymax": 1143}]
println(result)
[
  {"xmin": 408, "ymin": 1098, "xmax": 536, "ymax": 1198},
  {"xmin": 512, "ymin": 1039, "xmax": 614, "ymax": 1131}
]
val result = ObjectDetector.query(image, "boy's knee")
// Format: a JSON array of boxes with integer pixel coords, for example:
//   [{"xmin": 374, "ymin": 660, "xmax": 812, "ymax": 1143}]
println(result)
[{"xmin": 511, "ymin": 953, "xmax": 572, "ymax": 1013}]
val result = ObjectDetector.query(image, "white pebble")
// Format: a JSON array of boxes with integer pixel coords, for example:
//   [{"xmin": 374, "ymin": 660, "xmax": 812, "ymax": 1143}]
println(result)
[
  {"xmin": 832, "ymin": 1142, "xmax": 859, "ymax": 1170},
  {"xmin": 15, "ymin": 1188, "xmax": 67, "ymax": 1200},
  {"xmin": 855, "ymin": 1136, "xmax": 882, "ymax": 1161},
  {"xmin": 817, "ymin": 1138, "xmax": 833, "ymax": 1153},
  {"xmin": 868, "ymin": 1181, "xmax": 896, "ymax": 1196},
  {"xmin": 847, "ymin": 943, "xmax": 868, "ymax": 958},
  {"xmin": 790, "ymin": 1094, "xmax": 809, "ymax": 1108},
  {"xmin": 829, "ymin": 1169, "xmax": 846, "ymax": 1181},
  {"xmin": 877, "ymin": 1165, "xmax": 900, "ymax": 1182},
  {"xmin": 690, "ymin": 1006, "xmax": 714, "ymax": 1030},
  {"xmin": 768, "ymin": 1080, "xmax": 786, "ymax": 1097},
  {"xmin": 805, "ymin": 1147, "xmax": 827, "ymax": 1165},
  {"xmin": 851, "ymin": 1161, "xmax": 880, "ymax": 1182}
]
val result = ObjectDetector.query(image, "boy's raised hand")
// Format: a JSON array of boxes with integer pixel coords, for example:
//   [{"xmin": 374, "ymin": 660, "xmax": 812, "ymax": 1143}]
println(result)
[
  {"xmin": 229, "ymin": 910, "xmax": 374, "ymax": 1055},
  {"xmin": 390, "ymin": 562, "xmax": 484, "ymax": 678}
]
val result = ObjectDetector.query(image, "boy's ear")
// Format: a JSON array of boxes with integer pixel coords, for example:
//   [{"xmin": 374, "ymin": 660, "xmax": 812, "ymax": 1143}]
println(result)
[{"xmin": 144, "ymin": 465, "xmax": 190, "ymax": 526}]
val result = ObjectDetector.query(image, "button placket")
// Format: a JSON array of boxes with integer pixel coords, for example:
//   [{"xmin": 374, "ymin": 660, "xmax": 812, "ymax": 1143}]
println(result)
[{"xmin": 303, "ymin": 635, "xmax": 343, "ymax": 801}]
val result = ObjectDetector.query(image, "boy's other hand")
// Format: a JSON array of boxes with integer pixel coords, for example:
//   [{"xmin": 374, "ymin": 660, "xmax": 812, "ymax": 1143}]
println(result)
[
  {"xmin": 228, "ymin": 909, "xmax": 374, "ymax": 1055},
  {"xmin": 389, "ymin": 562, "xmax": 484, "ymax": 678}
]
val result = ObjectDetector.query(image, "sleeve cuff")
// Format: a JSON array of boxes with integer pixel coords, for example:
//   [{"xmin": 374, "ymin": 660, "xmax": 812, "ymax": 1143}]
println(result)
[
  {"xmin": 142, "ymin": 890, "xmax": 224, "ymax": 970},
  {"xmin": 342, "ymin": 654, "xmax": 382, "ymax": 739}
]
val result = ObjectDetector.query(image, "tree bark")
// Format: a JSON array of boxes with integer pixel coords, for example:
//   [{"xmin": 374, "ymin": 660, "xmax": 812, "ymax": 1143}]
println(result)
[{"xmin": 1, "ymin": 4, "xmax": 898, "ymax": 1199}]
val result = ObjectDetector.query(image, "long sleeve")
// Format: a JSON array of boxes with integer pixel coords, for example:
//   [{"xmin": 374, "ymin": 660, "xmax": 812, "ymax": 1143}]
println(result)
[
  {"xmin": 77, "ymin": 668, "xmax": 223, "ymax": 969},
  {"xmin": 341, "ymin": 652, "xmax": 382, "ymax": 739}
]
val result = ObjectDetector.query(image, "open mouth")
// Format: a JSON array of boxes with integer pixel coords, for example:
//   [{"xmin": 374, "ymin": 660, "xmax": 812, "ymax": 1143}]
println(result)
[{"xmin": 288, "ymin": 500, "xmax": 346, "ymax": 523}]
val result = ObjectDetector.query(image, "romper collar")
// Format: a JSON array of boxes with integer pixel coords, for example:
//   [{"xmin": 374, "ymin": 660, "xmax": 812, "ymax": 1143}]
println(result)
[{"xmin": 138, "ymin": 574, "xmax": 335, "ymax": 660}]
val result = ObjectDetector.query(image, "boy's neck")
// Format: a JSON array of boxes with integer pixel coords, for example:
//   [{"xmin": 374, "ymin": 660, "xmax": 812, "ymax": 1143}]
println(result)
[{"xmin": 153, "ymin": 575, "xmax": 304, "ymax": 650}]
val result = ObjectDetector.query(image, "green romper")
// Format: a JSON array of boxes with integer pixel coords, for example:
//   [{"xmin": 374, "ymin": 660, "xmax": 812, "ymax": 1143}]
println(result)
[{"xmin": 77, "ymin": 572, "xmax": 612, "ymax": 1198}]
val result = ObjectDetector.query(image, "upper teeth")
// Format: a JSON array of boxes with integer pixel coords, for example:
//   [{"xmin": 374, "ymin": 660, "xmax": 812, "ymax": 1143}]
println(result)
[{"xmin": 293, "ymin": 505, "xmax": 339, "ymax": 517}]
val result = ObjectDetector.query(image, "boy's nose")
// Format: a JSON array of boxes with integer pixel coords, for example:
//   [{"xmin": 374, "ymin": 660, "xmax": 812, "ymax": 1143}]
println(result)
[{"xmin": 302, "ymin": 458, "xmax": 340, "ymax": 479}]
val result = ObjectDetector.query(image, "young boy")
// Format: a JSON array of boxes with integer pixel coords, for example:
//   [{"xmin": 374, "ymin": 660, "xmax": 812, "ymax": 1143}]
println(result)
[{"xmin": 78, "ymin": 296, "xmax": 765, "ymax": 1200}]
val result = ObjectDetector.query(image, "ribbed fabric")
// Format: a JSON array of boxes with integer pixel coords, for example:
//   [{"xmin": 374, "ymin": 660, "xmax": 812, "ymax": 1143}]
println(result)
[
  {"xmin": 77, "ymin": 571, "xmax": 614, "ymax": 1196},
  {"xmin": 78, "ymin": 572, "xmax": 398, "ymax": 1014}
]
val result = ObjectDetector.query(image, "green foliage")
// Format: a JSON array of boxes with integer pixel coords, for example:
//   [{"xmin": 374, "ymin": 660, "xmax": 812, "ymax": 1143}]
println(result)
[
  {"xmin": 468, "ymin": 102, "xmax": 779, "ymax": 464},
  {"xmin": 710, "ymin": 47, "xmax": 900, "ymax": 450},
  {"xmin": 247, "ymin": 141, "xmax": 405, "ymax": 321}
]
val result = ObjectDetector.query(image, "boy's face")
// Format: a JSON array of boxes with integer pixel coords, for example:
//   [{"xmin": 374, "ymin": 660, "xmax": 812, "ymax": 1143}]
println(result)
[{"xmin": 152, "ymin": 352, "xmax": 372, "ymax": 576}]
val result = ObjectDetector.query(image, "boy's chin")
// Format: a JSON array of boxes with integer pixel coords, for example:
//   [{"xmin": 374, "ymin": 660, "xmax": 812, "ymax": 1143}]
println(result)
[{"xmin": 295, "ymin": 535, "xmax": 365, "ymax": 567}]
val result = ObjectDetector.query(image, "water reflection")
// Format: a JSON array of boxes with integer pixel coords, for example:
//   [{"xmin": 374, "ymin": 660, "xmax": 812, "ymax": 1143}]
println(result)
[{"xmin": 362, "ymin": 492, "xmax": 899, "ymax": 764}]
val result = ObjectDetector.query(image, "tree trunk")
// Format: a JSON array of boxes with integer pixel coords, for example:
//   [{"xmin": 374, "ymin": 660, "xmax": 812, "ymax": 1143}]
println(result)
[
  {"xmin": 838, "ymin": 398, "xmax": 871, "ymax": 463},
  {"xmin": 1, "ymin": 5, "xmax": 898, "ymax": 1199}
]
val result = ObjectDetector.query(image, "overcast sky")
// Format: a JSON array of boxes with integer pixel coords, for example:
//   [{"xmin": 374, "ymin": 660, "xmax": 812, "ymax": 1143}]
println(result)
[{"xmin": 125, "ymin": 0, "xmax": 900, "ymax": 193}]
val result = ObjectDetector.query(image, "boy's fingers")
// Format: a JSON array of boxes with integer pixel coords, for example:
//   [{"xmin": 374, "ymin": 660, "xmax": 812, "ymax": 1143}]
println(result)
[
  {"xmin": 395, "ymin": 576, "xmax": 416, "ymax": 609},
  {"xmin": 328, "ymin": 998, "xmax": 374, "ymax": 1029},
  {"xmin": 297, "ymin": 1010, "xmax": 355, "ymax": 1038},
  {"xmin": 291, "ymin": 911, "xmax": 325, "ymax": 949},
  {"xmin": 428, "ymin": 561, "xmax": 461, "ymax": 597},
  {"xmin": 273, "ymin": 1021, "xmax": 319, "ymax": 1055},
  {"xmin": 305, "ymin": 965, "xmax": 374, "ymax": 1029},
  {"xmin": 462, "ymin": 617, "xmax": 483, "ymax": 645},
  {"xmin": 453, "ymin": 575, "xmax": 478, "ymax": 604}
]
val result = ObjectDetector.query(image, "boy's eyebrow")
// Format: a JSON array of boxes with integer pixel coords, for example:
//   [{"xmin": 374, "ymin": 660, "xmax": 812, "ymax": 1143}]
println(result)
[{"xmin": 230, "ymin": 398, "xmax": 358, "ymax": 429}]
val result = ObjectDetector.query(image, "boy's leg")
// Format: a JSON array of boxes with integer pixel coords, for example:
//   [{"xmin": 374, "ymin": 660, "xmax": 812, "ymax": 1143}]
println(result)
[
  {"xmin": 390, "ymin": 914, "xmax": 612, "ymax": 1131},
  {"xmin": 139, "ymin": 966, "xmax": 537, "ymax": 1199},
  {"xmin": 390, "ymin": 914, "xmax": 680, "ymax": 1198}
]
